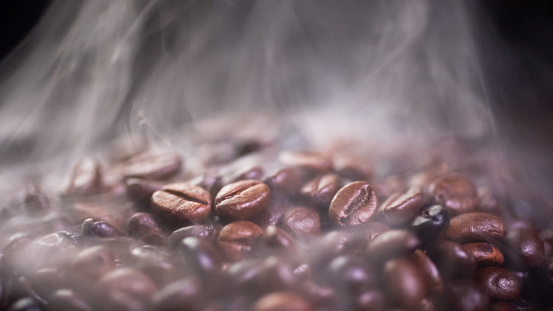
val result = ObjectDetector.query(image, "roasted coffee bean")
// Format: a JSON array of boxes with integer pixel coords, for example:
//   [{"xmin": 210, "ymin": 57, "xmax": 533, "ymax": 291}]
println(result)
[
  {"xmin": 24, "ymin": 184, "xmax": 50, "ymax": 213},
  {"xmin": 333, "ymin": 156, "xmax": 373, "ymax": 182},
  {"xmin": 168, "ymin": 224, "xmax": 218, "ymax": 248},
  {"xmin": 430, "ymin": 174, "xmax": 478, "ymax": 214},
  {"xmin": 72, "ymin": 245, "xmax": 116, "ymax": 283},
  {"xmin": 152, "ymin": 278, "xmax": 205, "ymax": 311},
  {"xmin": 383, "ymin": 258, "xmax": 426, "ymax": 310},
  {"xmin": 235, "ymin": 139, "xmax": 264, "ymax": 157},
  {"xmin": 215, "ymin": 180, "xmax": 270, "ymax": 220},
  {"xmin": 329, "ymin": 181, "xmax": 378, "ymax": 227},
  {"xmin": 102, "ymin": 291, "xmax": 151, "ymax": 311},
  {"xmin": 26, "ymin": 267, "xmax": 67, "ymax": 299},
  {"xmin": 195, "ymin": 175, "xmax": 223, "ymax": 201},
  {"xmin": 7, "ymin": 297, "xmax": 43, "ymax": 311},
  {"xmin": 21, "ymin": 232, "xmax": 81, "ymax": 271},
  {"xmin": 64, "ymin": 157, "xmax": 103, "ymax": 196},
  {"xmin": 279, "ymin": 151, "xmax": 333, "ymax": 175},
  {"xmin": 426, "ymin": 240, "xmax": 476, "ymax": 280},
  {"xmin": 366, "ymin": 230, "xmax": 420, "ymax": 263},
  {"xmin": 410, "ymin": 204, "xmax": 450, "ymax": 244},
  {"xmin": 217, "ymin": 221, "xmax": 263, "ymax": 261},
  {"xmin": 355, "ymin": 289, "xmax": 384, "ymax": 311},
  {"xmin": 94, "ymin": 268, "xmax": 157, "ymax": 300},
  {"xmin": 125, "ymin": 178, "xmax": 164, "ymax": 201},
  {"xmin": 224, "ymin": 259, "xmax": 264, "ymax": 294},
  {"xmin": 506, "ymin": 227, "xmax": 545, "ymax": 268},
  {"xmin": 131, "ymin": 246, "xmax": 181, "ymax": 287},
  {"xmin": 176, "ymin": 237, "xmax": 222, "ymax": 280},
  {"xmin": 409, "ymin": 249, "xmax": 443, "ymax": 296},
  {"xmin": 460, "ymin": 242, "xmax": 504, "ymax": 267},
  {"xmin": 436, "ymin": 281, "xmax": 489, "ymax": 311},
  {"xmin": 126, "ymin": 213, "xmax": 163, "ymax": 239},
  {"xmin": 257, "ymin": 256, "xmax": 298, "ymax": 292},
  {"xmin": 325, "ymin": 255, "xmax": 376, "ymax": 291},
  {"xmin": 447, "ymin": 212, "xmax": 505, "ymax": 243},
  {"xmin": 151, "ymin": 183, "xmax": 211, "ymax": 227},
  {"xmin": 475, "ymin": 267, "xmax": 523, "ymax": 301},
  {"xmin": 253, "ymin": 291, "xmax": 314, "ymax": 311},
  {"xmin": 231, "ymin": 166, "xmax": 264, "ymax": 182},
  {"xmin": 300, "ymin": 173, "xmax": 342, "ymax": 208},
  {"xmin": 81, "ymin": 218, "xmax": 123, "ymax": 238},
  {"xmin": 261, "ymin": 225, "xmax": 297, "ymax": 251},
  {"xmin": 379, "ymin": 187, "xmax": 425, "ymax": 226},
  {"xmin": 279, "ymin": 207, "xmax": 321, "ymax": 239},
  {"xmin": 299, "ymin": 281, "xmax": 335, "ymax": 307},
  {"xmin": 307, "ymin": 231, "xmax": 354, "ymax": 270},
  {"xmin": 47, "ymin": 289, "xmax": 92, "ymax": 311},
  {"xmin": 123, "ymin": 152, "xmax": 182, "ymax": 180},
  {"xmin": 264, "ymin": 167, "xmax": 306, "ymax": 195},
  {"xmin": 363, "ymin": 222, "xmax": 391, "ymax": 242}
]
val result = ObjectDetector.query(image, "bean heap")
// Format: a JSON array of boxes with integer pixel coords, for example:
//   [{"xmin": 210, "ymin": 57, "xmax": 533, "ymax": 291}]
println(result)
[{"xmin": 2, "ymin": 142, "xmax": 553, "ymax": 311}]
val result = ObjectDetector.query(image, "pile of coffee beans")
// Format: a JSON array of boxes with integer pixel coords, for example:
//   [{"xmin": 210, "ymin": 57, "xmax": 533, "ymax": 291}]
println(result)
[{"xmin": 2, "ymin": 140, "xmax": 553, "ymax": 311}]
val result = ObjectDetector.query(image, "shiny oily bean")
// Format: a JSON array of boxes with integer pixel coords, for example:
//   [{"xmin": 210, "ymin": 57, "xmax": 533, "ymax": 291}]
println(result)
[
  {"xmin": 168, "ymin": 225, "xmax": 218, "ymax": 248},
  {"xmin": 151, "ymin": 183, "xmax": 211, "ymax": 227},
  {"xmin": 366, "ymin": 230, "xmax": 420, "ymax": 263},
  {"xmin": 475, "ymin": 267, "xmax": 523, "ymax": 301},
  {"xmin": 410, "ymin": 204, "xmax": 450, "ymax": 244},
  {"xmin": 383, "ymin": 258, "xmax": 426, "ymax": 310},
  {"xmin": 425, "ymin": 240, "xmax": 476, "ymax": 280},
  {"xmin": 409, "ymin": 249, "xmax": 443, "ymax": 296},
  {"xmin": 460, "ymin": 242, "xmax": 504, "ymax": 267},
  {"xmin": 430, "ymin": 174, "xmax": 479, "ymax": 214},
  {"xmin": 253, "ymin": 291, "xmax": 315, "ymax": 311},
  {"xmin": 217, "ymin": 221, "xmax": 263, "ymax": 261},
  {"xmin": 279, "ymin": 207, "xmax": 321, "ymax": 239},
  {"xmin": 447, "ymin": 212, "xmax": 505, "ymax": 243},
  {"xmin": 81, "ymin": 218, "xmax": 123, "ymax": 238},
  {"xmin": 329, "ymin": 181, "xmax": 378, "ymax": 227},
  {"xmin": 379, "ymin": 187, "xmax": 425, "ymax": 226},
  {"xmin": 300, "ymin": 173, "xmax": 342, "ymax": 207},
  {"xmin": 215, "ymin": 180, "xmax": 270, "ymax": 220},
  {"xmin": 126, "ymin": 212, "xmax": 162, "ymax": 239},
  {"xmin": 506, "ymin": 227, "xmax": 545, "ymax": 268}
]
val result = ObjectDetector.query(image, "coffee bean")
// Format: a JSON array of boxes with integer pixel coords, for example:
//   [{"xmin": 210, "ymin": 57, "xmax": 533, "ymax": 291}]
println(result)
[
  {"xmin": 103, "ymin": 290, "xmax": 151, "ymax": 311},
  {"xmin": 299, "ymin": 281, "xmax": 335, "ymax": 307},
  {"xmin": 152, "ymin": 278, "xmax": 205, "ymax": 311},
  {"xmin": 26, "ymin": 267, "xmax": 67, "ymax": 299},
  {"xmin": 131, "ymin": 246, "xmax": 181, "ymax": 287},
  {"xmin": 475, "ymin": 267, "xmax": 523, "ymax": 301},
  {"xmin": 506, "ymin": 227, "xmax": 545, "ymax": 267},
  {"xmin": 279, "ymin": 151, "xmax": 333, "ymax": 175},
  {"xmin": 224, "ymin": 259, "xmax": 264, "ymax": 294},
  {"xmin": 362, "ymin": 222, "xmax": 391, "ymax": 242},
  {"xmin": 47, "ymin": 289, "xmax": 92, "ymax": 311},
  {"xmin": 426, "ymin": 240, "xmax": 476, "ymax": 280},
  {"xmin": 460, "ymin": 242, "xmax": 504, "ymax": 267},
  {"xmin": 94, "ymin": 268, "xmax": 157, "ymax": 300},
  {"xmin": 123, "ymin": 151, "xmax": 182, "ymax": 180},
  {"xmin": 261, "ymin": 226, "xmax": 297, "ymax": 251},
  {"xmin": 151, "ymin": 183, "xmax": 211, "ymax": 227},
  {"xmin": 379, "ymin": 187, "xmax": 425, "ymax": 226},
  {"xmin": 176, "ymin": 237, "xmax": 222, "ymax": 280},
  {"xmin": 383, "ymin": 258, "xmax": 426, "ymax": 310},
  {"xmin": 64, "ymin": 157, "xmax": 103, "ymax": 196},
  {"xmin": 366, "ymin": 230, "xmax": 420, "ymax": 263},
  {"xmin": 333, "ymin": 156, "xmax": 373, "ymax": 182},
  {"xmin": 217, "ymin": 221, "xmax": 263, "ymax": 261},
  {"xmin": 81, "ymin": 218, "xmax": 123, "ymax": 238},
  {"xmin": 447, "ymin": 212, "xmax": 505, "ymax": 243},
  {"xmin": 430, "ymin": 174, "xmax": 478, "ymax": 214},
  {"xmin": 253, "ymin": 291, "xmax": 314, "ymax": 311},
  {"xmin": 264, "ymin": 167, "xmax": 306, "ymax": 196},
  {"xmin": 325, "ymin": 255, "xmax": 376, "ymax": 291},
  {"xmin": 436, "ymin": 281, "xmax": 489, "ymax": 311},
  {"xmin": 409, "ymin": 249, "xmax": 443, "ymax": 296},
  {"xmin": 329, "ymin": 181, "xmax": 378, "ymax": 227},
  {"xmin": 355, "ymin": 289, "xmax": 384, "ymax": 311},
  {"xmin": 126, "ymin": 213, "xmax": 163, "ymax": 239},
  {"xmin": 231, "ymin": 166, "xmax": 264, "ymax": 182},
  {"xmin": 215, "ymin": 180, "xmax": 270, "ymax": 220},
  {"xmin": 72, "ymin": 245, "xmax": 116, "ymax": 283},
  {"xmin": 307, "ymin": 231, "xmax": 354, "ymax": 271},
  {"xmin": 168, "ymin": 224, "xmax": 218, "ymax": 248},
  {"xmin": 279, "ymin": 207, "xmax": 321, "ymax": 239},
  {"xmin": 7, "ymin": 297, "xmax": 43, "ymax": 311},
  {"xmin": 257, "ymin": 256, "xmax": 298, "ymax": 292},
  {"xmin": 300, "ymin": 173, "xmax": 342, "ymax": 208},
  {"xmin": 125, "ymin": 178, "xmax": 164, "ymax": 201},
  {"xmin": 410, "ymin": 204, "xmax": 450, "ymax": 244},
  {"xmin": 22, "ymin": 232, "xmax": 81, "ymax": 272}
]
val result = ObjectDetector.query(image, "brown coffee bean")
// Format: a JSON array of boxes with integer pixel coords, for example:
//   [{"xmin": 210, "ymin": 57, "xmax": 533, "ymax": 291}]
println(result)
[
  {"xmin": 379, "ymin": 187, "xmax": 425, "ymax": 226},
  {"xmin": 329, "ymin": 181, "xmax": 378, "ymax": 227},
  {"xmin": 383, "ymin": 258, "xmax": 426, "ymax": 310},
  {"xmin": 436, "ymin": 281, "xmax": 489, "ymax": 311},
  {"xmin": 279, "ymin": 150, "xmax": 333, "ymax": 175},
  {"xmin": 81, "ymin": 218, "xmax": 123, "ymax": 238},
  {"xmin": 300, "ymin": 173, "xmax": 342, "ymax": 208},
  {"xmin": 64, "ymin": 157, "xmax": 103, "ymax": 196},
  {"xmin": 131, "ymin": 246, "xmax": 181, "ymax": 287},
  {"xmin": 264, "ymin": 167, "xmax": 306, "ymax": 196},
  {"xmin": 253, "ymin": 291, "xmax": 314, "ymax": 311},
  {"xmin": 126, "ymin": 213, "xmax": 162, "ymax": 239},
  {"xmin": 363, "ymin": 222, "xmax": 391, "ymax": 242},
  {"xmin": 125, "ymin": 178, "xmax": 164, "ymax": 201},
  {"xmin": 460, "ymin": 242, "xmax": 504, "ymax": 267},
  {"xmin": 231, "ymin": 166, "xmax": 264, "ymax": 182},
  {"xmin": 333, "ymin": 156, "xmax": 373, "ymax": 182},
  {"xmin": 123, "ymin": 151, "xmax": 182, "ymax": 180},
  {"xmin": 426, "ymin": 240, "xmax": 476, "ymax": 280},
  {"xmin": 430, "ymin": 174, "xmax": 478, "ymax": 214},
  {"xmin": 95, "ymin": 268, "xmax": 157, "ymax": 299},
  {"xmin": 475, "ymin": 267, "xmax": 523, "ymax": 301},
  {"xmin": 168, "ymin": 225, "xmax": 218, "ymax": 248},
  {"xmin": 257, "ymin": 256, "xmax": 298, "ymax": 292},
  {"xmin": 325, "ymin": 255, "xmax": 376, "ymax": 290},
  {"xmin": 279, "ymin": 207, "xmax": 321, "ymax": 239},
  {"xmin": 355, "ymin": 289, "xmax": 384, "ymax": 311},
  {"xmin": 217, "ymin": 221, "xmax": 263, "ymax": 261},
  {"xmin": 176, "ymin": 237, "xmax": 222, "ymax": 280},
  {"xmin": 71, "ymin": 245, "xmax": 117, "ymax": 285},
  {"xmin": 366, "ymin": 230, "xmax": 420, "ymax": 263},
  {"xmin": 47, "ymin": 289, "xmax": 92, "ymax": 311},
  {"xmin": 447, "ymin": 212, "xmax": 505, "ymax": 243},
  {"xmin": 224, "ymin": 259, "xmax": 264, "ymax": 294},
  {"xmin": 506, "ymin": 227, "xmax": 545, "ymax": 267},
  {"xmin": 152, "ymin": 278, "xmax": 205, "ymax": 311},
  {"xmin": 261, "ymin": 225, "xmax": 297, "ymax": 251},
  {"xmin": 151, "ymin": 183, "xmax": 211, "ymax": 227},
  {"xmin": 299, "ymin": 281, "xmax": 335, "ymax": 307},
  {"xmin": 409, "ymin": 249, "xmax": 443, "ymax": 296},
  {"xmin": 215, "ymin": 180, "xmax": 270, "ymax": 220}
]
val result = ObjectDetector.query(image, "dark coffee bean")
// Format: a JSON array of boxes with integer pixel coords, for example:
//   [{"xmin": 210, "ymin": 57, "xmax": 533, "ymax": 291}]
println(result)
[
  {"xmin": 363, "ymin": 222, "xmax": 391, "ymax": 242},
  {"xmin": 231, "ymin": 166, "xmax": 264, "ymax": 182},
  {"xmin": 123, "ymin": 151, "xmax": 182, "ymax": 180},
  {"xmin": 447, "ymin": 212, "xmax": 505, "ymax": 243},
  {"xmin": 355, "ymin": 289, "xmax": 384, "ymax": 311},
  {"xmin": 366, "ymin": 230, "xmax": 420, "ymax": 263},
  {"xmin": 64, "ymin": 157, "xmax": 103, "ymax": 196},
  {"xmin": 47, "ymin": 289, "xmax": 92, "ymax": 311},
  {"xmin": 430, "ymin": 174, "xmax": 478, "ymax": 214},
  {"xmin": 383, "ymin": 258, "xmax": 426, "ymax": 310},
  {"xmin": 261, "ymin": 225, "xmax": 297, "ymax": 251},
  {"xmin": 81, "ymin": 218, "xmax": 123, "ymax": 238},
  {"xmin": 475, "ymin": 267, "xmax": 523, "ymax": 301},
  {"xmin": 176, "ymin": 237, "xmax": 222, "ymax": 280},
  {"xmin": 279, "ymin": 151, "xmax": 333, "ymax": 175},
  {"xmin": 215, "ymin": 180, "xmax": 270, "ymax": 220},
  {"xmin": 299, "ymin": 281, "xmax": 335, "ymax": 307},
  {"xmin": 72, "ymin": 245, "xmax": 116, "ymax": 283},
  {"xmin": 102, "ymin": 291, "xmax": 151, "ymax": 311},
  {"xmin": 126, "ymin": 213, "xmax": 162, "ymax": 239},
  {"xmin": 194, "ymin": 175, "xmax": 223, "ymax": 201},
  {"xmin": 325, "ymin": 255, "xmax": 376, "ymax": 291},
  {"xmin": 460, "ymin": 242, "xmax": 504, "ymax": 267},
  {"xmin": 307, "ymin": 231, "xmax": 354, "ymax": 270},
  {"xmin": 125, "ymin": 178, "xmax": 164, "ymax": 201},
  {"xmin": 131, "ymin": 246, "xmax": 181, "ymax": 287},
  {"xmin": 253, "ymin": 291, "xmax": 314, "ymax": 311},
  {"xmin": 426, "ymin": 240, "xmax": 476, "ymax": 280},
  {"xmin": 293, "ymin": 263, "xmax": 311, "ymax": 282},
  {"xmin": 300, "ymin": 173, "xmax": 342, "ymax": 208},
  {"xmin": 94, "ymin": 268, "xmax": 157, "ymax": 300},
  {"xmin": 152, "ymin": 278, "xmax": 205, "ymax": 311},
  {"xmin": 168, "ymin": 224, "xmax": 218, "ymax": 248},
  {"xmin": 257, "ymin": 256, "xmax": 298, "ymax": 292},
  {"xmin": 279, "ymin": 207, "xmax": 321, "ymax": 239},
  {"xmin": 379, "ymin": 187, "xmax": 425, "ymax": 226},
  {"xmin": 24, "ymin": 184, "xmax": 50, "ymax": 213},
  {"xmin": 7, "ymin": 297, "xmax": 43, "ymax": 311},
  {"xmin": 506, "ymin": 227, "xmax": 545, "ymax": 268},
  {"xmin": 151, "ymin": 183, "xmax": 211, "ymax": 227},
  {"xmin": 235, "ymin": 139, "xmax": 264, "ymax": 157},
  {"xmin": 264, "ymin": 167, "xmax": 306, "ymax": 196},
  {"xmin": 224, "ymin": 259, "xmax": 264, "ymax": 294},
  {"xmin": 410, "ymin": 204, "xmax": 450, "ymax": 244},
  {"xmin": 329, "ymin": 181, "xmax": 378, "ymax": 227},
  {"xmin": 217, "ymin": 221, "xmax": 263, "ymax": 261},
  {"xmin": 409, "ymin": 249, "xmax": 443, "ymax": 296},
  {"xmin": 436, "ymin": 281, "xmax": 489, "ymax": 311}
]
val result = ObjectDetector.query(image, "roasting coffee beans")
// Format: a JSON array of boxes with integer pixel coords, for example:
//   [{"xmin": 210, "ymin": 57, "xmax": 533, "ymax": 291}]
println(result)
[{"xmin": 2, "ymin": 140, "xmax": 552, "ymax": 310}]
